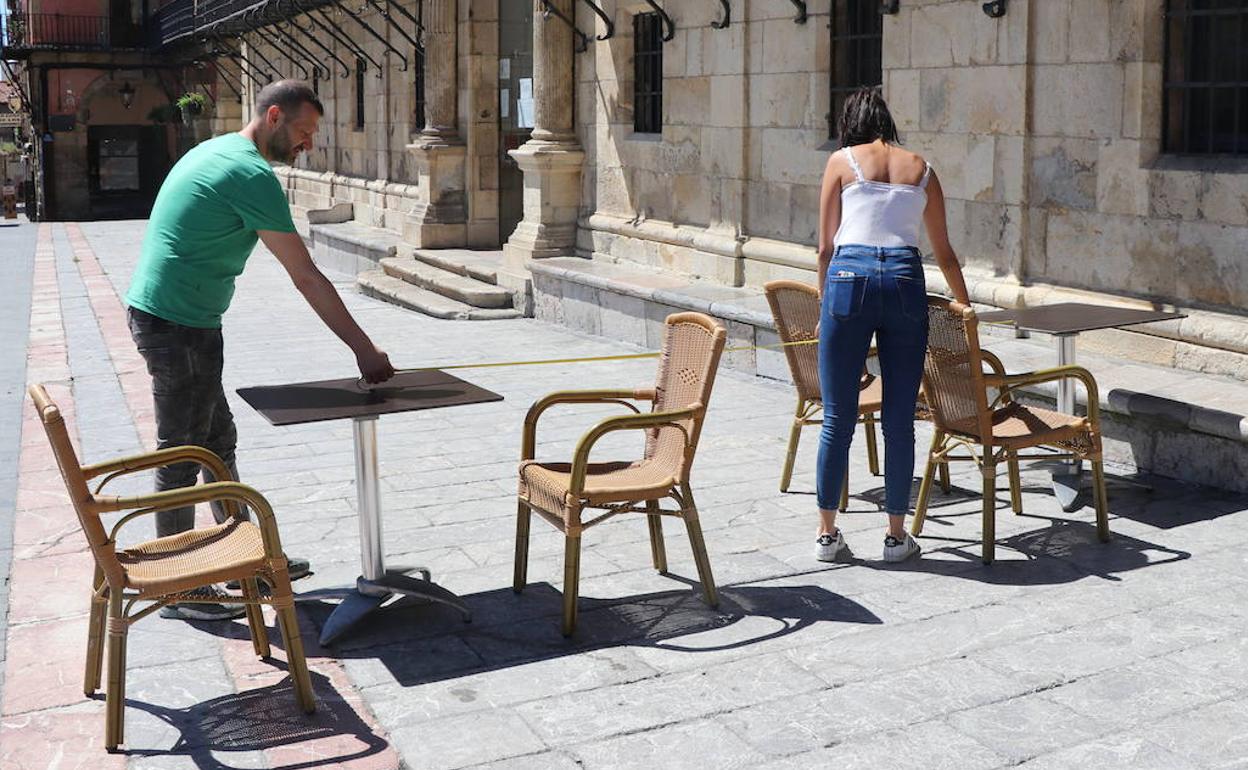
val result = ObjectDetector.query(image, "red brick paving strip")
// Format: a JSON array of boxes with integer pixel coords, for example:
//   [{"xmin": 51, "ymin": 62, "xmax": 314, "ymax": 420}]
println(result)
[
  {"xmin": 0, "ymin": 223, "xmax": 125, "ymax": 769},
  {"xmin": 61, "ymin": 223, "xmax": 403, "ymax": 769}
]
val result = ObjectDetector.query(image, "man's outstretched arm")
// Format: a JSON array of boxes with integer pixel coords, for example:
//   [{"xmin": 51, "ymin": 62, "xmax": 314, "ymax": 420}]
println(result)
[{"xmin": 258, "ymin": 229, "xmax": 396, "ymax": 383}]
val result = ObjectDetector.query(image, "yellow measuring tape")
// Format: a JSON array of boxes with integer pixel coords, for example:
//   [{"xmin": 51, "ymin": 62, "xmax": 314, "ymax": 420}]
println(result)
[{"xmin": 359, "ymin": 338, "xmax": 819, "ymax": 386}]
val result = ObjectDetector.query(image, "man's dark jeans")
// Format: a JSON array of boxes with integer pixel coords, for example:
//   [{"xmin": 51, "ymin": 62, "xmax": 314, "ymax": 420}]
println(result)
[{"xmin": 127, "ymin": 307, "xmax": 244, "ymax": 538}]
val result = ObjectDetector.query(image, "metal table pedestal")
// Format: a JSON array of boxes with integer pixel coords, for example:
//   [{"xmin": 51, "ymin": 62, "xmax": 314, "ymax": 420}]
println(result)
[{"xmin": 298, "ymin": 415, "xmax": 471, "ymax": 646}]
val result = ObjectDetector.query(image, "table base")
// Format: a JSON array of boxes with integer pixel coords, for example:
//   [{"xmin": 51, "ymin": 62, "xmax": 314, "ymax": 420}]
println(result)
[
  {"xmin": 296, "ymin": 568, "xmax": 472, "ymax": 646},
  {"xmin": 1033, "ymin": 461, "xmax": 1153, "ymax": 512}
]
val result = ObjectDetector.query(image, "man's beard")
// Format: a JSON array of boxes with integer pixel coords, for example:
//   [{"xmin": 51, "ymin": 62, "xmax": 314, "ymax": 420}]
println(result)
[{"xmin": 266, "ymin": 129, "xmax": 299, "ymax": 164}]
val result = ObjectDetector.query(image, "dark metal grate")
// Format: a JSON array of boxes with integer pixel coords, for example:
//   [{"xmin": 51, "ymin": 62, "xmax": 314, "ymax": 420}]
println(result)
[
  {"xmin": 633, "ymin": 12, "xmax": 663, "ymax": 135},
  {"xmin": 413, "ymin": 46, "xmax": 426, "ymax": 131},
  {"xmin": 828, "ymin": 0, "xmax": 884, "ymax": 140},
  {"xmin": 1163, "ymin": 0, "xmax": 1248, "ymax": 156},
  {"xmin": 355, "ymin": 57, "xmax": 366, "ymax": 131}
]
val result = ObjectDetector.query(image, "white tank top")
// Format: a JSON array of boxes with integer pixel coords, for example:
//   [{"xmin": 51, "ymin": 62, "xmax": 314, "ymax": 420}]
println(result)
[{"xmin": 832, "ymin": 146, "xmax": 931, "ymax": 249}]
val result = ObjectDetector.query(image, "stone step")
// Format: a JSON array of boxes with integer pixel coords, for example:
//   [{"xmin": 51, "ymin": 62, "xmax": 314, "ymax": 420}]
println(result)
[
  {"xmin": 308, "ymin": 221, "xmax": 401, "ymax": 276},
  {"xmin": 357, "ymin": 271, "xmax": 523, "ymax": 321},
  {"xmin": 411, "ymin": 248, "xmax": 503, "ymax": 286},
  {"xmin": 381, "ymin": 257, "xmax": 513, "ymax": 309}
]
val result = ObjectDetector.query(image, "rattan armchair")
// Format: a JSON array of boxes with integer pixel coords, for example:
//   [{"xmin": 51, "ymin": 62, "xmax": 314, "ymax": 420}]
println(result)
[
  {"xmin": 514, "ymin": 312, "xmax": 727, "ymax": 636},
  {"xmin": 763, "ymin": 279, "xmax": 950, "ymax": 508},
  {"xmin": 28, "ymin": 384, "xmax": 315, "ymax": 751},
  {"xmin": 911, "ymin": 299, "xmax": 1110, "ymax": 563}
]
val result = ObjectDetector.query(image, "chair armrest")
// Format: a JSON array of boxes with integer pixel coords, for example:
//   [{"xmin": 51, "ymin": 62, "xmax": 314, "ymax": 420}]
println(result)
[
  {"xmin": 980, "ymin": 349, "xmax": 1007, "ymax": 378},
  {"xmin": 567, "ymin": 405, "xmax": 702, "ymax": 496},
  {"xmin": 83, "ymin": 446, "xmax": 232, "ymax": 488},
  {"xmin": 987, "ymin": 366, "xmax": 1101, "ymax": 419},
  {"xmin": 522, "ymin": 388, "xmax": 657, "ymax": 461},
  {"xmin": 97, "ymin": 481, "xmax": 286, "ymax": 557}
]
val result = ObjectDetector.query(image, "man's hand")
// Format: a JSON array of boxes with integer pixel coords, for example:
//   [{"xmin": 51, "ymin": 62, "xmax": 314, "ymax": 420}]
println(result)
[{"xmin": 357, "ymin": 346, "xmax": 395, "ymax": 384}]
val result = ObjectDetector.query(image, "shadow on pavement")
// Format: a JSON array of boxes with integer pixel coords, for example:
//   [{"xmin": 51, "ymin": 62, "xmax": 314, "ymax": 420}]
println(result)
[{"xmin": 115, "ymin": 666, "xmax": 390, "ymax": 770}]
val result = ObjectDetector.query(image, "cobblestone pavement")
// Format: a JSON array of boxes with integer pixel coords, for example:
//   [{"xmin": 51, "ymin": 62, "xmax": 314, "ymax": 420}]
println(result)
[{"xmin": 3, "ymin": 219, "xmax": 1247, "ymax": 769}]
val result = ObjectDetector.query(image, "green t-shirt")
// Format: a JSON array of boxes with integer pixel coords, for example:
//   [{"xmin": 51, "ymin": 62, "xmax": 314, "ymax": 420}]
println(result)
[{"xmin": 126, "ymin": 133, "xmax": 296, "ymax": 329}]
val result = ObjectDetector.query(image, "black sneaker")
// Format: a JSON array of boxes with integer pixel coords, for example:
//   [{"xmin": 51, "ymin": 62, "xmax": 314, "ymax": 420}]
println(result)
[
  {"xmin": 159, "ymin": 585, "xmax": 247, "ymax": 621},
  {"xmin": 225, "ymin": 555, "xmax": 311, "ymax": 591}
]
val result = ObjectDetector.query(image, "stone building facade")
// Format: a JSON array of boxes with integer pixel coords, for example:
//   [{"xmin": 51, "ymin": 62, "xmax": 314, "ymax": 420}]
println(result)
[{"xmin": 150, "ymin": 1, "xmax": 1248, "ymax": 376}]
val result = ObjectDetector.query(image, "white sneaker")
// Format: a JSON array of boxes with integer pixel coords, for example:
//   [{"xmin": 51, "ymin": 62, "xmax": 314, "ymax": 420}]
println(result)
[
  {"xmin": 882, "ymin": 534, "xmax": 921, "ymax": 563},
  {"xmin": 815, "ymin": 531, "xmax": 849, "ymax": 562}
]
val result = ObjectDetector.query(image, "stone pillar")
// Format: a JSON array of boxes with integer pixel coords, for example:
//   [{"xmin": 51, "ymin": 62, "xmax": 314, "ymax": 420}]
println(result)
[
  {"xmin": 405, "ymin": 0, "xmax": 467, "ymax": 248},
  {"xmin": 503, "ymin": 0, "xmax": 584, "ymax": 266}
]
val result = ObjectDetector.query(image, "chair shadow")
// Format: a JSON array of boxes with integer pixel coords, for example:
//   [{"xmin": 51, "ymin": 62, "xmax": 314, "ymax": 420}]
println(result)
[
  {"xmin": 194, "ymin": 579, "xmax": 881, "ymax": 690},
  {"xmin": 113, "ymin": 666, "xmax": 390, "ymax": 770}
]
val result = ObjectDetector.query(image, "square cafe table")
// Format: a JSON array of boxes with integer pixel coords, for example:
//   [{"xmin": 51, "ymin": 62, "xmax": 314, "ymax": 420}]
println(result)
[
  {"xmin": 237, "ymin": 369, "xmax": 503, "ymax": 645},
  {"xmin": 977, "ymin": 302, "xmax": 1185, "ymax": 511}
]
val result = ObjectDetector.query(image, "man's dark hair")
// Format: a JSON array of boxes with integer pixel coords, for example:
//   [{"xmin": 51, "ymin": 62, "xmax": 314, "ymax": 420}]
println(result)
[
  {"xmin": 837, "ymin": 86, "xmax": 900, "ymax": 148},
  {"xmin": 255, "ymin": 79, "xmax": 324, "ymax": 117}
]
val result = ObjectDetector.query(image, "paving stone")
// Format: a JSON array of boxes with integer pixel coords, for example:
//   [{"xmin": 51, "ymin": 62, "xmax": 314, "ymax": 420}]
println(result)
[
  {"xmin": 759, "ymin": 719, "xmax": 1005, "ymax": 770},
  {"xmin": 386, "ymin": 708, "xmax": 547, "ymax": 770},
  {"xmin": 568, "ymin": 717, "xmax": 765, "ymax": 770},
  {"xmin": 947, "ymin": 693, "xmax": 1115, "ymax": 764},
  {"xmin": 1014, "ymin": 733, "xmax": 1200, "ymax": 770}
]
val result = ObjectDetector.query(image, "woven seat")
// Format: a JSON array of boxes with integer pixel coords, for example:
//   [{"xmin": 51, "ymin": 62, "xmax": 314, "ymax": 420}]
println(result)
[
  {"xmin": 28, "ymin": 384, "xmax": 315, "ymax": 751},
  {"xmin": 519, "ymin": 460, "xmax": 676, "ymax": 514},
  {"xmin": 989, "ymin": 402, "xmax": 1088, "ymax": 450},
  {"xmin": 514, "ymin": 312, "xmax": 727, "ymax": 636},
  {"xmin": 763, "ymin": 279, "xmax": 951, "ymax": 507},
  {"xmin": 910, "ymin": 299, "xmax": 1110, "ymax": 563},
  {"xmin": 119, "ymin": 520, "xmax": 268, "ymax": 597}
]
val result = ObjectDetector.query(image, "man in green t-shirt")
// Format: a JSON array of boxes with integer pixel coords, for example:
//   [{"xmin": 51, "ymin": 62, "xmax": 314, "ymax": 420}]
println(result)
[{"xmin": 127, "ymin": 80, "xmax": 394, "ymax": 621}]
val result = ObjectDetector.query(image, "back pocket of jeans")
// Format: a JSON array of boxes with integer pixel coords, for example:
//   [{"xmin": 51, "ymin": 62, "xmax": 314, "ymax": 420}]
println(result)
[
  {"xmin": 827, "ymin": 274, "xmax": 866, "ymax": 319},
  {"xmin": 895, "ymin": 275, "xmax": 927, "ymax": 322}
]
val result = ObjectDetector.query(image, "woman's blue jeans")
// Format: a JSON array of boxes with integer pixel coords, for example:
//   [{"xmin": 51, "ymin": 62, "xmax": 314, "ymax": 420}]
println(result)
[{"xmin": 817, "ymin": 244, "xmax": 929, "ymax": 515}]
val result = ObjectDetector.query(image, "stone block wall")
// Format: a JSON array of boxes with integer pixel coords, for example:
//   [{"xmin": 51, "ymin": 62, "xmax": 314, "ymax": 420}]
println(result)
[
  {"xmin": 576, "ymin": 1, "xmax": 831, "ymax": 276},
  {"xmin": 240, "ymin": 0, "xmax": 426, "ymax": 233},
  {"xmin": 573, "ymin": 0, "xmax": 1248, "ymax": 377}
]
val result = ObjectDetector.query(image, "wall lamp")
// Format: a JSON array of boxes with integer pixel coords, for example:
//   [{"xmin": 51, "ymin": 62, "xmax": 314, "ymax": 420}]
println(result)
[
  {"xmin": 983, "ymin": 0, "xmax": 1007, "ymax": 17},
  {"xmin": 119, "ymin": 81, "xmax": 135, "ymax": 109}
]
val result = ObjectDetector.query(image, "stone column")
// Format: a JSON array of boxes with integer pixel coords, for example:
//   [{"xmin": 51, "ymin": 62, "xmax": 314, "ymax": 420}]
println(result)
[
  {"xmin": 404, "ymin": 0, "xmax": 467, "ymax": 248},
  {"xmin": 503, "ymin": 0, "xmax": 584, "ymax": 266}
]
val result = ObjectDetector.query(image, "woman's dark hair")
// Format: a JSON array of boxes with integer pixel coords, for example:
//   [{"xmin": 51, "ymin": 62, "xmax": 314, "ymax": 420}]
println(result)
[{"xmin": 837, "ymin": 86, "xmax": 900, "ymax": 147}]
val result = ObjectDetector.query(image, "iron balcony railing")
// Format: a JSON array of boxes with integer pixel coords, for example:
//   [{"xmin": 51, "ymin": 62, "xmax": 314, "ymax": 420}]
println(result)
[
  {"xmin": 154, "ymin": 0, "xmax": 343, "ymax": 47},
  {"xmin": 2, "ymin": 12, "xmax": 112, "ymax": 51}
]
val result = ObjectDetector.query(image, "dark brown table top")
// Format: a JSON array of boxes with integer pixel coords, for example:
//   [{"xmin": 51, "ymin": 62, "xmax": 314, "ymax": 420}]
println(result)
[
  {"xmin": 237, "ymin": 369, "xmax": 504, "ymax": 427},
  {"xmin": 977, "ymin": 302, "xmax": 1185, "ymax": 336}
]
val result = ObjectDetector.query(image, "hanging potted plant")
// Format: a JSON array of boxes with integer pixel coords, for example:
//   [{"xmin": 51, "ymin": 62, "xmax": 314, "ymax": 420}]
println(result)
[{"xmin": 176, "ymin": 92, "xmax": 207, "ymax": 125}]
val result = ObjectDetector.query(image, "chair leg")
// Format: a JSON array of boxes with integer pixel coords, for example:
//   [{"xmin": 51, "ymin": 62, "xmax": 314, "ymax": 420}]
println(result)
[
  {"xmin": 241, "ymin": 578, "xmax": 270, "ymax": 658},
  {"xmin": 780, "ymin": 404, "xmax": 805, "ymax": 492},
  {"xmin": 104, "ymin": 590, "xmax": 128, "ymax": 751},
  {"xmin": 863, "ymin": 413, "xmax": 880, "ymax": 476},
  {"xmin": 911, "ymin": 431, "xmax": 943, "ymax": 536},
  {"xmin": 646, "ymin": 500, "xmax": 668, "ymax": 573},
  {"xmin": 684, "ymin": 514, "xmax": 719, "ymax": 608},
  {"xmin": 938, "ymin": 459, "xmax": 951, "ymax": 494},
  {"xmin": 561, "ymin": 534, "xmax": 582, "ymax": 637},
  {"xmin": 981, "ymin": 459, "xmax": 998, "ymax": 565},
  {"xmin": 272, "ymin": 568, "xmax": 316, "ymax": 714},
  {"xmin": 838, "ymin": 467, "xmax": 849, "ymax": 512},
  {"xmin": 513, "ymin": 500, "xmax": 532, "ymax": 593},
  {"xmin": 84, "ymin": 566, "xmax": 106, "ymax": 696},
  {"xmin": 1007, "ymin": 451, "xmax": 1023, "ymax": 514},
  {"xmin": 1091, "ymin": 459, "xmax": 1111, "ymax": 543}
]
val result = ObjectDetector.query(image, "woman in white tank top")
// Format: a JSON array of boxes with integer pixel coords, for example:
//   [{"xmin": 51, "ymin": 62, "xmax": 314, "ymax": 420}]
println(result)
[{"xmin": 812, "ymin": 87, "xmax": 970, "ymax": 565}]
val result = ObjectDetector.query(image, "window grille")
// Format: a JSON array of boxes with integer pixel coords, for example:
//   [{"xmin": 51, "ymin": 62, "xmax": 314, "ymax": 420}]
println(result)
[
  {"xmin": 633, "ymin": 12, "xmax": 663, "ymax": 135},
  {"xmin": 829, "ymin": 0, "xmax": 883, "ymax": 140},
  {"xmin": 355, "ymin": 56, "xmax": 366, "ymax": 131},
  {"xmin": 1163, "ymin": 0, "xmax": 1248, "ymax": 155}
]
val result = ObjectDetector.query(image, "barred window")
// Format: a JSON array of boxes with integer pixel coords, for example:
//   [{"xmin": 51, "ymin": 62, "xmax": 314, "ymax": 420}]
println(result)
[
  {"xmin": 1164, "ymin": 0, "xmax": 1248, "ymax": 155},
  {"xmin": 829, "ymin": 0, "xmax": 884, "ymax": 139},
  {"xmin": 633, "ymin": 12, "xmax": 663, "ymax": 134},
  {"xmin": 355, "ymin": 57, "xmax": 366, "ymax": 131},
  {"xmin": 413, "ymin": 46, "xmax": 426, "ymax": 131}
]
